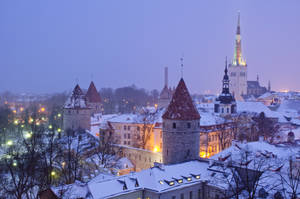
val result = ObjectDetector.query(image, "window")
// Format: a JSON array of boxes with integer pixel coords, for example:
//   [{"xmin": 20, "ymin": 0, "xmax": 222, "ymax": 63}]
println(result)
[
  {"xmin": 128, "ymin": 126, "xmax": 131, "ymax": 130},
  {"xmin": 124, "ymin": 126, "xmax": 126, "ymax": 130},
  {"xmin": 187, "ymin": 122, "xmax": 191, "ymax": 128},
  {"xmin": 187, "ymin": 149, "xmax": 190, "ymax": 157},
  {"xmin": 124, "ymin": 134, "xmax": 126, "ymax": 139},
  {"xmin": 240, "ymin": 72, "xmax": 246, "ymax": 76},
  {"xmin": 221, "ymin": 108, "xmax": 224, "ymax": 113},
  {"xmin": 231, "ymin": 72, "xmax": 236, "ymax": 76},
  {"xmin": 173, "ymin": 123, "xmax": 176, "ymax": 129},
  {"xmin": 198, "ymin": 189, "xmax": 201, "ymax": 199},
  {"xmin": 137, "ymin": 126, "xmax": 140, "ymax": 131},
  {"xmin": 128, "ymin": 134, "xmax": 131, "ymax": 139},
  {"xmin": 227, "ymin": 108, "xmax": 229, "ymax": 113},
  {"xmin": 172, "ymin": 196, "xmax": 176, "ymax": 199},
  {"xmin": 190, "ymin": 191, "xmax": 193, "ymax": 199},
  {"xmin": 124, "ymin": 141, "xmax": 127, "ymax": 145},
  {"xmin": 128, "ymin": 141, "xmax": 130, "ymax": 145},
  {"xmin": 181, "ymin": 193, "xmax": 184, "ymax": 199}
]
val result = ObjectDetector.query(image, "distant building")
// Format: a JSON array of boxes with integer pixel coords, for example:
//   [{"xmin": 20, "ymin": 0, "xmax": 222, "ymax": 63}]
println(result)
[
  {"xmin": 158, "ymin": 67, "xmax": 174, "ymax": 109},
  {"xmin": 63, "ymin": 81, "xmax": 102, "ymax": 131},
  {"xmin": 245, "ymin": 75, "xmax": 268, "ymax": 98}
]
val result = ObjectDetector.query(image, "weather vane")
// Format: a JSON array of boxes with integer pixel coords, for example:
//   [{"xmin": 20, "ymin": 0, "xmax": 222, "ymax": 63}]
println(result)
[{"xmin": 180, "ymin": 55, "xmax": 184, "ymax": 78}]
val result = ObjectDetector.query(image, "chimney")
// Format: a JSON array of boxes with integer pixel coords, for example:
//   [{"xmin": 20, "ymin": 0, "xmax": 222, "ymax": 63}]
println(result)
[{"xmin": 164, "ymin": 67, "xmax": 168, "ymax": 88}]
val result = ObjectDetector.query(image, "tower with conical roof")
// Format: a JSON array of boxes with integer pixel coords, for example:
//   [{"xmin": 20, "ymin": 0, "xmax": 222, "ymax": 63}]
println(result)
[
  {"xmin": 215, "ymin": 58, "xmax": 236, "ymax": 115},
  {"xmin": 228, "ymin": 12, "xmax": 248, "ymax": 101},
  {"xmin": 162, "ymin": 78, "xmax": 200, "ymax": 164},
  {"xmin": 63, "ymin": 84, "xmax": 92, "ymax": 131},
  {"xmin": 86, "ymin": 81, "xmax": 102, "ymax": 114},
  {"xmin": 158, "ymin": 67, "xmax": 173, "ymax": 109}
]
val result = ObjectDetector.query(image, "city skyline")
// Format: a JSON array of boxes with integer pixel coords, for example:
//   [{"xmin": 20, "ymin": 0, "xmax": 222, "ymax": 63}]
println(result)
[{"xmin": 0, "ymin": 0, "xmax": 300, "ymax": 94}]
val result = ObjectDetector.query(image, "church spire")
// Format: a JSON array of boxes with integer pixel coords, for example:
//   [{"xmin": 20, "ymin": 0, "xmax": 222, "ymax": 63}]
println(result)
[
  {"xmin": 233, "ymin": 11, "xmax": 246, "ymax": 66},
  {"xmin": 222, "ymin": 57, "xmax": 230, "ymax": 94}
]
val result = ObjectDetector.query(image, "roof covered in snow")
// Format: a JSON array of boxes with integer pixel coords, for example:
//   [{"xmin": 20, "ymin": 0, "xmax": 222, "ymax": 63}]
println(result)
[{"xmin": 64, "ymin": 84, "xmax": 89, "ymax": 109}]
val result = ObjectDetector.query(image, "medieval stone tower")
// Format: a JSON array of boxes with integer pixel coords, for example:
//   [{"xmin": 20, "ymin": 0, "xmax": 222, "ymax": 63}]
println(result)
[
  {"xmin": 228, "ymin": 12, "xmax": 247, "ymax": 101},
  {"xmin": 63, "ymin": 84, "xmax": 92, "ymax": 131},
  {"xmin": 162, "ymin": 78, "xmax": 201, "ymax": 165}
]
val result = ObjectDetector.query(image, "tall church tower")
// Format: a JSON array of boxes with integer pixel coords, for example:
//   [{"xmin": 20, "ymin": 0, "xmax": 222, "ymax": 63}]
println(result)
[
  {"xmin": 162, "ymin": 78, "xmax": 200, "ymax": 165},
  {"xmin": 228, "ymin": 12, "xmax": 247, "ymax": 101}
]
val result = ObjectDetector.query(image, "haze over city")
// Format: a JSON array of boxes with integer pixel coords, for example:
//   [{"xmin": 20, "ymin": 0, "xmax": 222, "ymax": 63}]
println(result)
[{"xmin": 0, "ymin": 0, "xmax": 300, "ymax": 94}]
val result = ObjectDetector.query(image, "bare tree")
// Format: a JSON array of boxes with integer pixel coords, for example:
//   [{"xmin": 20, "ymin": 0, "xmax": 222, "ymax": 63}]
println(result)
[
  {"xmin": 133, "ymin": 108, "xmax": 156, "ymax": 150},
  {"xmin": 277, "ymin": 158, "xmax": 300, "ymax": 199}
]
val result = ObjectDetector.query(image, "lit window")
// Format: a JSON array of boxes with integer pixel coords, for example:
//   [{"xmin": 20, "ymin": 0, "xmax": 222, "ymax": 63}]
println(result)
[
  {"xmin": 159, "ymin": 180, "xmax": 164, "ymax": 184},
  {"xmin": 178, "ymin": 179, "xmax": 183, "ymax": 183},
  {"xmin": 187, "ymin": 177, "xmax": 192, "ymax": 181}
]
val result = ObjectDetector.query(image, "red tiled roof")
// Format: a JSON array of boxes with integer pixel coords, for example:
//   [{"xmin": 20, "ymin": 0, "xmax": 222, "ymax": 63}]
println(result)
[
  {"xmin": 86, "ymin": 81, "xmax": 102, "ymax": 103},
  {"xmin": 162, "ymin": 78, "xmax": 200, "ymax": 120}
]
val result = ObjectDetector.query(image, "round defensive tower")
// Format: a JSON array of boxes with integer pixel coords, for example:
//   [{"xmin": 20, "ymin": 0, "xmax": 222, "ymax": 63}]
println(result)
[{"xmin": 162, "ymin": 78, "xmax": 201, "ymax": 165}]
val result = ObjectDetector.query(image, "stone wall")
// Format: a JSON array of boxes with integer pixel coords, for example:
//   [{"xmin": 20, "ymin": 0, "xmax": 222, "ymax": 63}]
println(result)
[
  {"xmin": 163, "ymin": 119, "xmax": 200, "ymax": 164},
  {"xmin": 117, "ymin": 145, "xmax": 162, "ymax": 172},
  {"xmin": 63, "ymin": 108, "xmax": 91, "ymax": 131}
]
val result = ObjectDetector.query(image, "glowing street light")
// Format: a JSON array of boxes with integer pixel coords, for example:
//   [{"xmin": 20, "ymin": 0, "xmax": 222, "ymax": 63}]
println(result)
[
  {"xmin": 57, "ymin": 128, "xmax": 62, "ymax": 133},
  {"xmin": 14, "ymin": 120, "xmax": 19, "ymax": 125},
  {"xmin": 6, "ymin": 140, "xmax": 13, "ymax": 146},
  {"xmin": 12, "ymin": 161, "xmax": 17, "ymax": 167},
  {"xmin": 48, "ymin": 125, "xmax": 53, "ymax": 129},
  {"xmin": 153, "ymin": 146, "xmax": 159, "ymax": 153},
  {"xmin": 57, "ymin": 113, "xmax": 61, "ymax": 118},
  {"xmin": 51, "ymin": 171, "xmax": 56, "ymax": 176},
  {"xmin": 24, "ymin": 132, "xmax": 32, "ymax": 139}
]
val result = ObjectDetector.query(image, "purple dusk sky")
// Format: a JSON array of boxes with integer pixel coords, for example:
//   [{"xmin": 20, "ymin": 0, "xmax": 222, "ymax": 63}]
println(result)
[{"xmin": 0, "ymin": 0, "xmax": 299, "ymax": 94}]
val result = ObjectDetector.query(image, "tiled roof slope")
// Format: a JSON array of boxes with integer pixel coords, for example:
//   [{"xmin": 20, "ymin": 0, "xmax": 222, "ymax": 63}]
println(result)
[
  {"xmin": 162, "ymin": 78, "xmax": 200, "ymax": 120},
  {"xmin": 86, "ymin": 81, "xmax": 102, "ymax": 103}
]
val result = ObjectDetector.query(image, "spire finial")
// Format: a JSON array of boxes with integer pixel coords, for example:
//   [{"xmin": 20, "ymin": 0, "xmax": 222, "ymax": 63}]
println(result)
[
  {"xmin": 236, "ymin": 11, "xmax": 241, "ymax": 35},
  {"xmin": 225, "ymin": 56, "xmax": 228, "ymax": 74},
  {"xmin": 91, "ymin": 74, "xmax": 94, "ymax": 81},
  {"xmin": 180, "ymin": 55, "xmax": 184, "ymax": 78}
]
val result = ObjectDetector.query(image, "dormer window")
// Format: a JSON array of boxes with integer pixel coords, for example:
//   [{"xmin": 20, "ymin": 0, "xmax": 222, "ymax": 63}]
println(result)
[{"xmin": 165, "ymin": 180, "xmax": 175, "ymax": 186}]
